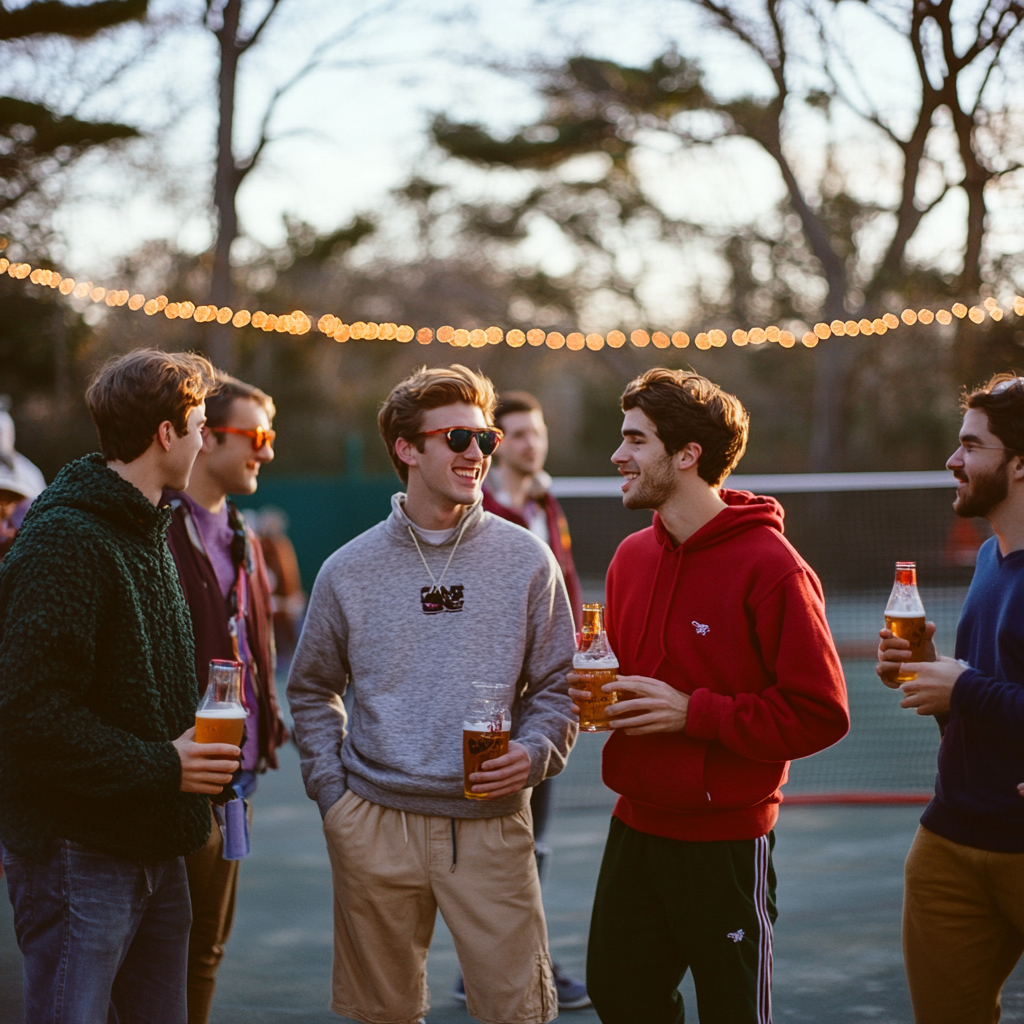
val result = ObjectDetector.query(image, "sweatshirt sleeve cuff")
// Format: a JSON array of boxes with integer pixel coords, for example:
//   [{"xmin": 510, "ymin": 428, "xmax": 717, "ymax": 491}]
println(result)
[
  {"xmin": 315, "ymin": 780, "xmax": 348, "ymax": 820},
  {"xmin": 685, "ymin": 688, "xmax": 728, "ymax": 742},
  {"xmin": 950, "ymin": 666, "xmax": 981, "ymax": 711}
]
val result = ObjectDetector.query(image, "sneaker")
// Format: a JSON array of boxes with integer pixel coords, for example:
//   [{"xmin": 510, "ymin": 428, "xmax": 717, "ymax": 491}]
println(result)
[
  {"xmin": 453, "ymin": 973, "xmax": 467, "ymax": 1003},
  {"xmin": 553, "ymin": 962, "xmax": 591, "ymax": 1010}
]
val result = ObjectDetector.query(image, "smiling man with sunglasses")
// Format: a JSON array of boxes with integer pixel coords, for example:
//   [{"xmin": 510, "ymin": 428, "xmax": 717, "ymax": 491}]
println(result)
[
  {"xmin": 163, "ymin": 372, "xmax": 287, "ymax": 1024},
  {"xmin": 288, "ymin": 363, "xmax": 577, "ymax": 1024}
]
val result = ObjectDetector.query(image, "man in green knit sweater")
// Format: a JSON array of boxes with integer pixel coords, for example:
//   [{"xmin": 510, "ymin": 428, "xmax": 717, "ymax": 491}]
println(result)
[{"xmin": 0, "ymin": 349, "xmax": 243, "ymax": 1024}]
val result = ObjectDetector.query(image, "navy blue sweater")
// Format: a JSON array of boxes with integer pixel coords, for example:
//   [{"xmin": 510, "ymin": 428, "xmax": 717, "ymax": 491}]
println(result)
[{"xmin": 920, "ymin": 536, "xmax": 1024, "ymax": 852}]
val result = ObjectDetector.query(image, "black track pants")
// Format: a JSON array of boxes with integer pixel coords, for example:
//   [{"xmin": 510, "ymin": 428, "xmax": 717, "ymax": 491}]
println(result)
[{"xmin": 587, "ymin": 816, "xmax": 777, "ymax": 1024}]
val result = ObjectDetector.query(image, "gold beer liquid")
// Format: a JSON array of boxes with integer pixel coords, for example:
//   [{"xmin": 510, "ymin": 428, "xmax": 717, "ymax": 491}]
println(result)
[
  {"xmin": 463, "ymin": 725, "xmax": 511, "ymax": 800},
  {"xmin": 195, "ymin": 709, "xmax": 245, "ymax": 746},
  {"xmin": 885, "ymin": 613, "xmax": 928, "ymax": 682},
  {"xmin": 576, "ymin": 665, "xmax": 620, "ymax": 732}
]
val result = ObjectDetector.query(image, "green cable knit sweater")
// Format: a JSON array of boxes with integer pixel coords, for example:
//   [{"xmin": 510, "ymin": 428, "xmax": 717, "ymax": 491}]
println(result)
[{"xmin": 0, "ymin": 454, "xmax": 211, "ymax": 863}]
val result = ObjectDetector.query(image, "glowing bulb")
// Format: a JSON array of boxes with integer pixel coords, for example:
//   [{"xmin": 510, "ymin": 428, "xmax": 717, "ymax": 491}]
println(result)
[
  {"xmin": 350, "ymin": 321, "xmax": 367, "ymax": 339},
  {"xmin": 936, "ymin": 309, "xmax": 953, "ymax": 325},
  {"xmin": 318, "ymin": 315, "xmax": 336, "ymax": 334},
  {"xmin": 844, "ymin": 320, "xmax": 860, "ymax": 336},
  {"xmin": 748, "ymin": 328, "xmax": 766, "ymax": 344},
  {"xmin": 506, "ymin": 329, "xmax": 526, "ymax": 348},
  {"xmin": 381, "ymin": 323, "xmax": 398, "ymax": 341},
  {"xmin": 417, "ymin": 327, "xmax": 434, "ymax": 344},
  {"xmin": 104, "ymin": 290, "xmax": 118, "ymax": 306},
  {"xmin": 546, "ymin": 331, "xmax": 565, "ymax": 349},
  {"xmin": 652, "ymin": 331, "xmax": 670, "ymax": 349},
  {"xmin": 983, "ymin": 296, "xmax": 999, "ymax": 310},
  {"xmin": 883, "ymin": 313, "xmax": 899, "ymax": 329},
  {"xmin": 858, "ymin": 319, "xmax": 873, "ymax": 335},
  {"xmin": 631, "ymin": 330, "xmax": 650, "ymax": 347},
  {"xmin": 586, "ymin": 333, "xmax": 605, "ymax": 350},
  {"xmin": 144, "ymin": 299, "xmax": 159, "ymax": 315},
  {"xmin": 607, "ymin": 330, "xmax": 626, "ymax": 348},
  {"xmin": 802, "ymin": 332, "xmax": 818, "ymax": 348},
  {"xmin": 872, "ymin": 319, "xmax": 886, "ymax": 335},
  {"xmin": 917, "ymin": 309, "xmax": 934, "ymax": 325},
  {"xmin": 764, "ymin": 326, "xmax": 780, "ymax": 342},
  {"xmin": 251, "ymin": 311, "xmax": 268, "ymax": 328},
  {"xmin": 968, "ymin": 306, "xmax": 985, "ymax": 324},
  {"xmin": 779, "ymin": 330, "xmax": 796, "ymax": 347},
  {"xmin": 29, "ymin": 268, "xmax": 44, "ymax": 284},
  {"xmin": 453, "ymin": 328, "xmax": 470, "ymax": 346},
  {"xmin": 167, "ymin": 303, "xmax": 182, "ymax": 319},
  {"xmin": 469, "ymin": 328, "xmax": 487, "ymax": 347},
  {"xmin": 397, "ymin": 325, "xmax": 414, "ymax": 343},
  {"xmin": 991, "ymin": 308, "xmax": 1003, "ymax": 321},
  {"xmin": 232, "ymin": 310, "xmax": 251, "ymax": 328},
  {"xmin": 486, "ymin": 326, "xmax": 503, "ymax": 344},
  {"xmin": 1014, "ymin": 297, "xmax": 1024, "ymax": 316},
  {"xmin": 566, "ymin": 332, "xmax": 585, "ymax": 350},
  {"xmin": 262, "ymin": 315, "xmax": 278, "ymax": 332},
  {"xmin": 732, "ymin": 330, "xmax": 749, "ymax": 346},
  {"xmin": 709, "ymin": 329, "xmax": 726, "ymax": 347},
  {"xmin": 901, "ymin": 309, "xmax": 917, "ymax": 325},
  {"xmin": 213, "ymin": 306, "xmax": 230, "ymax": 324},
  {"xmin": 73, "ymin": 282, "xmax": 91, "ymax": 298},
  {"xmin": 364, "ymin": 322, "xmax": 380, "ymax": 340},
  {"xmin": 59, "ymin": 278, "xmax": 75, "ymax": 295},
  {"xmin": 814, "ymin": 322, "xmax": 831, "ymax": 339},
  {"xmin": 437, "ymin": 325, "xmax": 455, "ymax": 343},
  {"xmin": 830, "ymin": 320, "xmax": 846, "ymax": 336},
  {"xmin": 527, "ymin": 329, "xmax": 545, "ymax": 346},
  {"xmin": 671, "ymin": 331, "xmax": 689, "ymax": 348},
  {"xmin": 952, "ymin": 303, "xmax": 967, "ymax": 318},
  {"xmin": 695, "ymin": 333, "xmax": 711, "ymax": 350},
  {"xmin": 334, "ymin": 324, "xmax": 350, "ymax": 342}
]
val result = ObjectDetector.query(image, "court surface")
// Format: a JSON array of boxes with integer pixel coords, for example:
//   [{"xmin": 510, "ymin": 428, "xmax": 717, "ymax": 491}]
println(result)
[{"xmin": 3, "ymin": 734, "xmax": 1022, "ymax": 1023}]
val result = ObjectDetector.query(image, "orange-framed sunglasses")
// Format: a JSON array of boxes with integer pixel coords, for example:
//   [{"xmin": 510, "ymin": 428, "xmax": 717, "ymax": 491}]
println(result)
[{"xmin": 210, "ymin": 425, "xmax": 276, "ymax": 451}]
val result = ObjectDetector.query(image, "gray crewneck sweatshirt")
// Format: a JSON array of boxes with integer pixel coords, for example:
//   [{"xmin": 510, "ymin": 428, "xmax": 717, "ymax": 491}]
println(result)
[{"xmin": 287, "ymin": 493, "xmax": 578, "ymax": 819}]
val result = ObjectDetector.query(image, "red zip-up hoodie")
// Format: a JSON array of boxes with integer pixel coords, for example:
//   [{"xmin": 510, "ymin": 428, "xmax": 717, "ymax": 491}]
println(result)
[{"xmin": 603, "ymin": 489, "xmax": 849, "ymax": 842}]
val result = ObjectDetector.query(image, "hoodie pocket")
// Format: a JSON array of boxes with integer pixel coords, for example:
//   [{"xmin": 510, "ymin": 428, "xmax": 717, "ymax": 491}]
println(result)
[{"xmin": 602, "ymin": 733, "xmax": 710, "ymax": 812}]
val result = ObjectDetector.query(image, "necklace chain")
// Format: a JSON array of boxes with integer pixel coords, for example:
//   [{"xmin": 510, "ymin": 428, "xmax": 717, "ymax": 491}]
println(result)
[{"xmin": 407, "ymin": 511, "xmax": 473, "ymax": 590}]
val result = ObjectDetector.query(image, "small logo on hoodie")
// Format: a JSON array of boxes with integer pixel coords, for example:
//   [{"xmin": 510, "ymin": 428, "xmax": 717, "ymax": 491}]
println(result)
[
  {"xmin": 692, "ymin": 621, "xmax": 710, "ymax": 635},
  {"xmin": 727, "ymin": 928, "xmax": 745, "ymax": 943}
]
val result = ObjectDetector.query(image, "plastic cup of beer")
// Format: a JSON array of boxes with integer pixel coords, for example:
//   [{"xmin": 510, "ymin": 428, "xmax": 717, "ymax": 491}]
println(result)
[
  {"xmin": 195, "ymin": 659, "xmax": 247, "ymax": 746},
  {"xmin": 463, "ymin": 682, "xmax": 511, "ymax": 800}
]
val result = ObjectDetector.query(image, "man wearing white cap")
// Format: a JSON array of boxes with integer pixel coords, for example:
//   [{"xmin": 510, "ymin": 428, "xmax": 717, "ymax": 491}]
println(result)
[{"xmin": 0, "ymin": 399, "xmax": 45, "ymax": 559}]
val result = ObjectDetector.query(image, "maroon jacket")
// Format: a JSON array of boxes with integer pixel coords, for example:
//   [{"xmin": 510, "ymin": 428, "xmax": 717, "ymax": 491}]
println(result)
[
  {"xmin": 483, "ymin": 483, "xmax": 583, "ymax": 627},
  {"xmin": 165, "ymin": 494, "xmax": 287, "ymax": 770}
]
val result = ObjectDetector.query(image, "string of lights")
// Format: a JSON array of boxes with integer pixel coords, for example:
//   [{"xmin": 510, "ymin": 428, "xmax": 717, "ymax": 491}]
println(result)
[{"xmin": 3, "ymin": 243, "xmax": 1023, "ymax": 353}]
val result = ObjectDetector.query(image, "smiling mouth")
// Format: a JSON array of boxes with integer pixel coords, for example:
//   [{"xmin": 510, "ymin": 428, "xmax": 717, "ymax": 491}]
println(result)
[
  {"xmin": 620, "ymin": 470, "xmax": 639, "ymax": 487},
  {"xmin": 453, "ymin": 467, "xmax": 481, "ymax": 483}
]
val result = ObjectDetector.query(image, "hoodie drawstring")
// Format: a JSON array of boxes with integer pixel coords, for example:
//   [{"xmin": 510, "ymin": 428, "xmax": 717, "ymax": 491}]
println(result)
[
  {"xmin": 401, "ymin": 810, "xmax": 408, "ymax": 845},
  {"xmin": 450, "ymin": 818, "xmax": 457, "ymax": 872}
]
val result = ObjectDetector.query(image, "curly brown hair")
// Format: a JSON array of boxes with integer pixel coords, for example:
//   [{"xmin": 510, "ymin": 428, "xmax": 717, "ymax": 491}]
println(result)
[
  {"xmin": 621, "ymin": 368, "xmax": 749, "ymax": 486},
  {"xmin": 962, "ymin": 373, "xmax": 1024, "ymax": 453}
]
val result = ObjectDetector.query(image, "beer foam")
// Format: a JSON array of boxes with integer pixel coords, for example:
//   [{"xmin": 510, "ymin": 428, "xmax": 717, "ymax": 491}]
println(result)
[
  {"xmin": 196, "ymin": 707, "xmax": 247, "ymax": 718},
  {"xmin": 885, "ymin": 611, "xmax": 925, "ymax": 618},
  {"xmin": 573, "ymin": 654, "xmax": 619, "ymax": 670},
  {"xmin": 463, "ymin": 718, "xmax": 511, "ymax": 732}
]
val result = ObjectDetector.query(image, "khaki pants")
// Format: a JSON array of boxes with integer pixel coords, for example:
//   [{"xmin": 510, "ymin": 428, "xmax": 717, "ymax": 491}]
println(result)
[
  {"xmin": 323, "ymin": 790, "xmax": 556, "ymax": 1024},
  {"xmin": 904, "ymin": 825, "xmax": 1024, "ymax": 1024},
  {"xmin": 184, "ymin": 806, "xmax": 244, "ymax": 1024}
]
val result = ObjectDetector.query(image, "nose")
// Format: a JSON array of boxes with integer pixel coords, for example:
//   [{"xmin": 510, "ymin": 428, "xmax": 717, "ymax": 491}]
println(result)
[
  {"xmin": 463, "ymin": 437, "xmax": 486, "ymax": 461},
  {"xmin": 256, "ymin": 441, "xmax": 274, "ymax": 463},
  {"xmin": 611, "ymin": 442, "xmax": 629, "ymax": 465},
  {"xmin": 946, "ymin": 446, "xmax": 964, "ymax": 472}
]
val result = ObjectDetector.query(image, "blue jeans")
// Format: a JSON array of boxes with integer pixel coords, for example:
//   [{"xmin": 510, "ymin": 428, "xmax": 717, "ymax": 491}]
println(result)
[{"xmin": 2, "ymin": 840, "xmax": 192, "ymax": 1024}]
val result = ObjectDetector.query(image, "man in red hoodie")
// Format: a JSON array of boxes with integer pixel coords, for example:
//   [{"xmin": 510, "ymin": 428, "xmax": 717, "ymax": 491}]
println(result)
[{"xmin": 574, "ymin": 368, "xmax": 849, "ymax": 1024}]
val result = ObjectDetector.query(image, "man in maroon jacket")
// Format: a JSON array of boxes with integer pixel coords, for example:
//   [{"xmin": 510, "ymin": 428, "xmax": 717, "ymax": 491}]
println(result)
[
  {"xmin": 480, "ymin": 390, "xmax": 589, "ymax": 1009},
  {"xmin": 165, "ymin": 373, "xmax": 287, "ymax": 1024},
  {"xmin": 573, "ymin": 369, "xmax": 849, "ymax": 1024}
]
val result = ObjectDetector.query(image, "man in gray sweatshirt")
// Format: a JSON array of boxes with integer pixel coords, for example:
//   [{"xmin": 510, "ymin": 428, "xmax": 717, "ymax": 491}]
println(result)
[{"xmin": 287, "ymin": 364, "xmax": 577, "ymax": 1024}]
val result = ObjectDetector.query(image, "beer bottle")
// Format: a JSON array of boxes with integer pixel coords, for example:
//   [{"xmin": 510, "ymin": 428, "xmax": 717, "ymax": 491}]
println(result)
[
  {"xmin": 574, "ymin": 603, "xmax": 621, "ymax": 732},
  {"xmin": 884, "ymin": 562, "xmax": 928, "ymax": 682},
  {"xmin": 195, "ymin": 659, "xmax": 248, "ymax": 746}
]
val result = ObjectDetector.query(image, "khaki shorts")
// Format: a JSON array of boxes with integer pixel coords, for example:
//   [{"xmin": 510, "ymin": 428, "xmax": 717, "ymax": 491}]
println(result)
[{"xmin": 323, "ymin": 789, "xmax": 556, "ymax": 1024}]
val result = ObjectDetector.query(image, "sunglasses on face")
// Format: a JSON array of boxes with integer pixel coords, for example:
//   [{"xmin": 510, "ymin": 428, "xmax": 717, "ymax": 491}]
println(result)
[
  {"xmin": 211, "ymin": 426, "xmax": 276, "ymax": 452},
  {"xmin": 415, "ymin": 426, "xmax": 503, "ymax": 456}
]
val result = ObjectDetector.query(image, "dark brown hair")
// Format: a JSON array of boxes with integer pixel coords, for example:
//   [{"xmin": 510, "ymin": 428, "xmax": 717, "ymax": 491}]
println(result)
[
  {"xmin": 494, "ymin": 390, "xmax": 542, "ymax": 428},
  {"xmin": 962, "ymin": 373, "xmax": 1024, "ymax": 452},
  {"xmin": 621, "ymin": 368, "xmax": 749, "ymax": 486},
  {"xmin": 86, "ymin": 349, "xmax": 216, "ymax": 464},
  {"xmin": 378, "ymin": 364, "xmax": 497, "ymax": 483},
  {"xmin": 205, "ymin": 372, "xmax": 276, "ymax": 437}
]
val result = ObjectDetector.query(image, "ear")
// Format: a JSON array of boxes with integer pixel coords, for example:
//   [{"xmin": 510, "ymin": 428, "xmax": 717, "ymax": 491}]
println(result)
[
  {"xmin": 674, "ymin": 441, "xmax": 702, "ymax": 473},
  {"xmin": 199, "ymin": 425, "xmax": 218, "ymax": 454},
  {"xmin": 394, "ymin": 436, "xmax": 420, "ymax": 471},
  {"xmin": 1010, "ymin": 454, "xmax": 1024, "ymax": 481},
  {"xmin": 155, "ymin": 420, "xmax": 175, "ymax": 453}
]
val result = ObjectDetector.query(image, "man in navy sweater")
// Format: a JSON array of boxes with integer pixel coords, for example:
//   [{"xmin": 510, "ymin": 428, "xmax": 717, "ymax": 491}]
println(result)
[{"xmin": 878, "ymin": 372, "xmax": 1024, "ymax": 1024}]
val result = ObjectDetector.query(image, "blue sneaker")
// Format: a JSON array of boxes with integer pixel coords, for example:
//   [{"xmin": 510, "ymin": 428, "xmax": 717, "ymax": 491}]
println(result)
[{"xmin": 553, "ymin": 962, "xmax": 591, "ymax": 1010}]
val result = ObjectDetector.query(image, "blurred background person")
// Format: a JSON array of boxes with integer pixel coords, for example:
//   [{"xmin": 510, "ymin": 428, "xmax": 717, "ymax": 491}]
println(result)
[
  {"xmin": 165, "ymin": 373, "xmax": 288, "ymax": 1024},
  {"xmin": 251, "ymin": 505, "xmax": 305, "ymax": 661},
  {"xmin": 0, "ymin": 397, "xmax": 45, "ymax": 558},
  {"xmin": 480, "ymin": 389, "xmax": 589, "ymax": 1011}
]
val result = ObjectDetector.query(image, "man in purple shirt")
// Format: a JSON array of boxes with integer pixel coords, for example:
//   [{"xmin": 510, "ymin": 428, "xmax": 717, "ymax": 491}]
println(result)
[{"xmin": 165, "ymin": 373, "xmax": 287, "ymax": 1024}]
